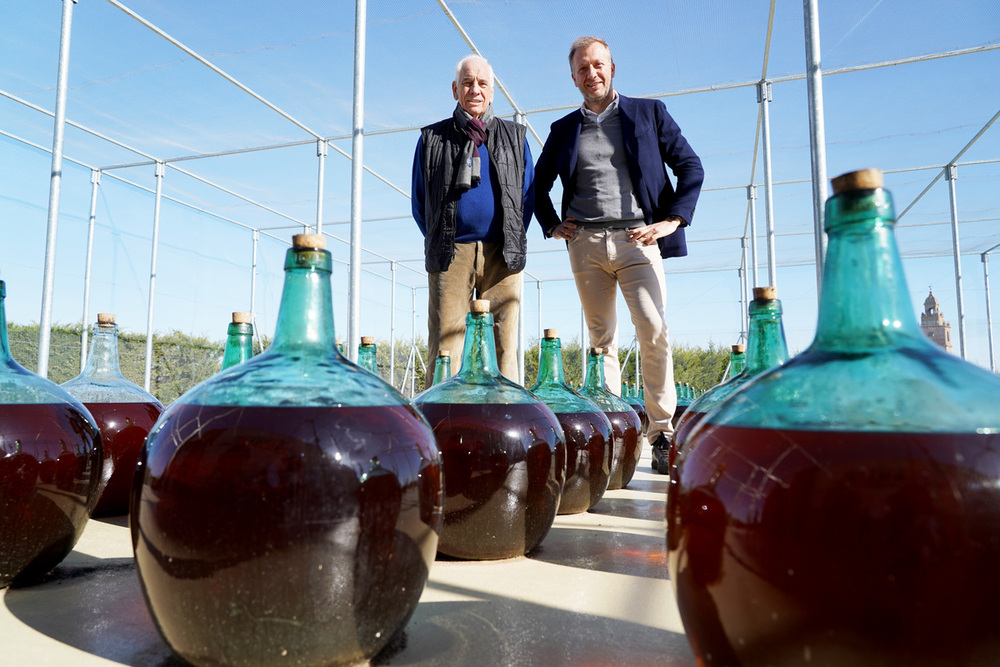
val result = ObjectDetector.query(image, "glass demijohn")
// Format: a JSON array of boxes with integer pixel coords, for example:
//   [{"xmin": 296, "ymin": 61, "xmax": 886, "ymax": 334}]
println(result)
[
  {"xmin": 131, "ymin": 235, "xmax": 443, "ymax": 667},
  {"xmin": 668, "ymin": 169, "xmax": 1000, "ymax": 665},
  {"xmin": 413, "ymin": 300, "xmax": 566, "ymax": 560},
  {"xmin": 530, "ymin": 329, "xmax": 612, "ymax": 514},
  {"xmin": 62, "ymin": 313, "xmax": 163, "ymax": 517},
  {"xmin": 578, "ymin": 347, "xmax": 641, "ymax": 490},
  {"xmin": 0, "ymin": 281, "xmax": 102, "ymax": 587}
]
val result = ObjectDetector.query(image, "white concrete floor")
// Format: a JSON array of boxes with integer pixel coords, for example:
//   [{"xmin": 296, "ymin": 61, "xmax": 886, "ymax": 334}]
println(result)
[{"xmin": 1, "ymin": 449, "xmax": 696, "ymax": 666}]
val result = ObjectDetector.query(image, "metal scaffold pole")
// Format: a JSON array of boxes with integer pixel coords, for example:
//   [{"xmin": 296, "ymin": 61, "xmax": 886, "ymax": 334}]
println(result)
[
  {"xmin": 37, "ymin": 0, "xmax": 76, "ymax": 378},
  {"xmin": 945, "ymin": 164, "xmax": 967, "ymax": 359},
  {"xmin": 757, "ymin": 81, "xmax": 777, "ymax": 289},
  {"xmin": 348, "ymin": 0, "xmax": 367, "ymax": 362},
  {"xmin": 747, "ymin": 184, "xmax": 759, "ymax": 288},
  {"xmin": 143, "ymin": 161, "xmax": 165, "ymax": 392},
  {"xmin": 803, "ymin": 0, "xmax": 829, "ymax": 290},
  {"xmin": 316, "ymin": 139, "xmax": 327, "ymax": 234},
  {"xmin": 80, "ymin": 168, "xmax": 100, "ymax": 372},
  {"xmin": 983, "ymin": 252, "xmax": 996, "ymax": 373},
  {"xmin": 390, "ymin": 261, "xmax": 397, "ymax": 386}
]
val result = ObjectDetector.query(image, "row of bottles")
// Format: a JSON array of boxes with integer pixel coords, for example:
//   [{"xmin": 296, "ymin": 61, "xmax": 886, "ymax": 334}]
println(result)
[
  {"xmin": 412, "ymin": 300, "xmax": 565, "ymax": 560},
  {"xmin": 669, "ymin": 286, "xmax": 789, "ymax": 471},
  {"xmin": 668, "ymin": 169, "xmax": 1000, "ymax": 665}
]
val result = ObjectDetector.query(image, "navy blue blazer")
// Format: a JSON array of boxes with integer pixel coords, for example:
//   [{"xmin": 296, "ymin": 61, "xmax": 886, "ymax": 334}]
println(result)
[{"xmin": 534, "ymin": 94, "xmax": 704, "ymax": 259}]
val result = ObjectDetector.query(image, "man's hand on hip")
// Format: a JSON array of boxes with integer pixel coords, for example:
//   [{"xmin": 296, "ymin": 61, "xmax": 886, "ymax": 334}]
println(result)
[
  {"xmin": 552, "ymin": 218, "xmax": 579, "ymax": 240},
  {"xmin": 628, "ymin": 217, "xmax": 682, "ymax": 246}
]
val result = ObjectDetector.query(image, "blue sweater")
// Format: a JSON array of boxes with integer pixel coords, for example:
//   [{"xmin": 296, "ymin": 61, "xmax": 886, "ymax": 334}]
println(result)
[{"xmin": 412, "ymin": 137, "xmax": 534, "ymax": 244}]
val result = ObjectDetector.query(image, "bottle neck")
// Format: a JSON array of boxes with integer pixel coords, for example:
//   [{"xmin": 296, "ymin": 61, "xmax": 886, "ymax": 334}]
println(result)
[
  {"xmin": 432, "ymin": 356, "xmax": 451, "ymax": 384},
  {"xmin": 729, "ymin": 353, "xmax": 746, "ymax": 376},
  {"xmin": 222, "ymin": 322, "xmax": 254, "ymax": 370},
  {"xmin": 270, "ymin": 247, "xmax": 336, "ymax": 353},
  {"xmin": 358, "ymin": 345, "xmax": 377, "ymax": 372},
  {"xmin": 0, "ymin": 285, "xmax": 10, "ymax": 364},
  {"xmin": 744, "ymin": 299, "xmax": 789, "ymax": 374},
  {"xmin": 82, "ymin": 325, "xmax": 127, "ymax": 380},
  {"xmin": 535, "ymin": 338, "xmax": 566, "ymax": 386},
  {"xmin": 583, "ymin": 352, "xmax": 605, "ymax": 392},
  {"xmin": 458, "ymin": 312, "xmax": 500, "ymax": 380},
  {"xmin": 812, "ymin": 188, "xmax": 923, "ymax": 352}
]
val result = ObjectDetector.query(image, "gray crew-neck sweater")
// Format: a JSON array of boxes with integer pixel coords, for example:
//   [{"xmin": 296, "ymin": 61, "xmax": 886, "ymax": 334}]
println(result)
[{"xmin": 566, "ymin": 109, "xmax": 644, "ymax": 225}]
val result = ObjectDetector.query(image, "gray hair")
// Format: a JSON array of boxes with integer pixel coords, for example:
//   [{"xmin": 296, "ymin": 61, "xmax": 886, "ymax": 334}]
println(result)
[
  {"xmin": 568, "ymin": 36, "xmax": 612, "ymax": 67},
  {"xmin": 454, "ymin": 54, "xmax": 494, "ymax": 88}
]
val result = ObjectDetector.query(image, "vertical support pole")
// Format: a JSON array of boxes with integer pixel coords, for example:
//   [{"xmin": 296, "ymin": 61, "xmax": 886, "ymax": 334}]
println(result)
[
  {"xmin": 348, "ymin": 0, "xmax": 367, "ymax": 362},
  {"xmin": 518, "ymin": 276, "xmax": 525, "ymax": 384},
  {"xmin": 747, "ymin": 184, "xmax": 759, "ymax": 288},
  {"xmin": 80, "ymin": 168, "xmax": 100, "ymax": 372},
  {"xmin": 536, "ymin": 279, "xmax": 542, "ymax": 347},
  {"xmin": 143, "ymin": 161, "xmax": 165, "ymax": 392},
  {"xmin": 390, "ymin": 261, "xmax": 397, "ymax": 386},
  {"xmin": 803, "ymin": 0, "xmax": 829, "ymax": 289},
  {"xmin": 250, "ymin": 229, "xmax": 259, "ymax": 350},
  {"xmin": 983, "ymin": 252, "xmax": 995, "ymax": 373},
  {"xmin": 946, "ymin": 164, "xmax": 967, "ymax": 359},
  {"xmin": 757, "ymin": 80, "xmax": 777, "ymax": 289},
  {"xmin": 410, "ymin": 287, "xmax": 417, "ymax": 397},
  {"xmin": 38, "ymin": 0, "xmax": 77, "ymax": 378},
  {"xmin": 738, "ymin": 263, "xmax": 748, "ymax": 343},
  {"xmin": 316, "ymin": 139, "xmax": 327, "ymax": 235},
  {"xmin": 580, "ymin": 308, "xmax": 587, "ymax": 387}
]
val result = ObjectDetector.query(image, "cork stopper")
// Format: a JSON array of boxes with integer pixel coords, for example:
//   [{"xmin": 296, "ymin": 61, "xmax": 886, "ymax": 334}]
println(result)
[
  {"xmin": 471, "ymin": 299, "xmax": 490, "ymax": 313},
  {"xmin": 732, "ymin": 344, "xmax": 745, "ymax": 353},
  {"xmin": 292, "ymin": 233, "xmax": 326, "ymax": 250},
  {"xmin": 544, "ymin": 328, "xmax": 558, "ymax": 339},
  {"xmin": 753, "ymin": 286, "xmax": 777, "ymax": 300},
  {"xmin": 831, "ymin": 168, "xmax": 883, "ymax": 194},
  {"xmin": 361, "ymin": 336, "xmax": 374, "ymax": 345},
  {"xmin": 438, "ymin": 349, "xmax": 450, "ymax": 358},
  {"xmin": 591, "ymin": 347, "xmax": 607, "ymax": 355},
  {"xmin": 98, "ymin": 313, "xmax": 116, "ymax": 327},
  {"xmin": 232, "ymin": 312, "xmax": 251, "ymax": 324}
]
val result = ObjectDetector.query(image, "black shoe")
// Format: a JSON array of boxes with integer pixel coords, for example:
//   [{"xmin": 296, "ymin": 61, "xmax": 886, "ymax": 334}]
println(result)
[{"xmin": 650, "ymin": 434, "xmax": 671, "ymax": 475}]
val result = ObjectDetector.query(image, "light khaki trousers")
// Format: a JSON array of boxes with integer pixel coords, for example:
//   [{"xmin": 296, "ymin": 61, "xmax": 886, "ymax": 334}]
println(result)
[
  {"xmin": 427, "ymin": 241, "xmax": 522, "ymax": 389},
  {"xmin": 567, "ymin": 227, "xmax": 677, "ymax": 440}
]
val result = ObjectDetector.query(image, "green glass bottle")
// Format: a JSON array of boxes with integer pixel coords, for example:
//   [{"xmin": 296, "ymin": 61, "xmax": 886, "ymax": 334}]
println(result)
[
  {"xmin": 0, "ymin": 281, "xmax": 102, "ymax": 588},
  {"xmin": 726, "ymin": 343, "xmax": 746, "ymax": 379},
  {"xmin": 530, "ymin": 329, "xmax": 613, "ymax": 514},
  {"xmin": 431, "ymin": 349, "xmax": 451, "ymax": 385},
  {"xmin": 62, "ymin": 313, "xmax": 163, "ymax": 517},
  {"xmin": 357, "ymin": 336, "xmax": 378, "ymax": 375},
  {"xmin": 413, "ymin": 300, "xmax": 566, "ymax": 560},
  {"xmin": 221, "ymin": 311, "xmax": 254, "ymax": 370},
  {"xmin": 622, "ymin": 381, "xmax": 649, "ymax": 436},
  {"xmin": 671, "ymin": 381, "xmax": 692, "ymax": 431},
  {"xmin": 670, "ymin": 287, "xmax": 789, "ymax": 470},
  {"xmin": 669, "ymin": 169, "xmax": 1000, "ymax": 665},
  {"xmin": 133, "ymin": 235, "xmax": 442, "ymax": 666},
  {"xmin": 578, "ymin": 347, "xmax": 641, "ymax": 490}
]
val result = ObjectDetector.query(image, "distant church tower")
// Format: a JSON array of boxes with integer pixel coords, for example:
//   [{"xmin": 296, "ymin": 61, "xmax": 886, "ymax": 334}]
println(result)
[{"xmin": 920, "ymin": 288, "xmax": 952, "ymax": 353}]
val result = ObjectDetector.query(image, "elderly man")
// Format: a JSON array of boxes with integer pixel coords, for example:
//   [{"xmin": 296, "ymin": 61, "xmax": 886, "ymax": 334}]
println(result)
[
  {"xmin": 534, "ymin": 37, "xmax": 704, "ymax": 473},
  {"xmin": 412, "ymin": 54, "xmax": 534, "ymax": 387}
]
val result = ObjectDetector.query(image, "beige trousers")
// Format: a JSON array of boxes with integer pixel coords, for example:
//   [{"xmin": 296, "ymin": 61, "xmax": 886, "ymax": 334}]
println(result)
[
  {"xmin": 567, "ymin": 227, "xmax": 677, "ymax": 440},
  {"xmin": 427, "ymin": 241, "xmax": 522, "ymax": 389}
]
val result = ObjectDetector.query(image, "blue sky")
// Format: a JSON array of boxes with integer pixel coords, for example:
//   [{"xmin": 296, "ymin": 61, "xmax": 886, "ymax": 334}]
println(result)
[{"xmin": 1, "ymin": 0, "xmax": 998, "ymax": 377}]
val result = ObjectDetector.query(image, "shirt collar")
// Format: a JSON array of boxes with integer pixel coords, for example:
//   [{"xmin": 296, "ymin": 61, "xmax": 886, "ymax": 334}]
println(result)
[{"xmin": 580, "ymin": 92, "xmax": 620, "ymax": 124}]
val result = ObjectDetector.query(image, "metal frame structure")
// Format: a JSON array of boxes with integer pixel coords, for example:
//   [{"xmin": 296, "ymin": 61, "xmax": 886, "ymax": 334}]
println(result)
[{"xmin": 18, "ymin": 0, "xmax": 1000, "ymax": 397}]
